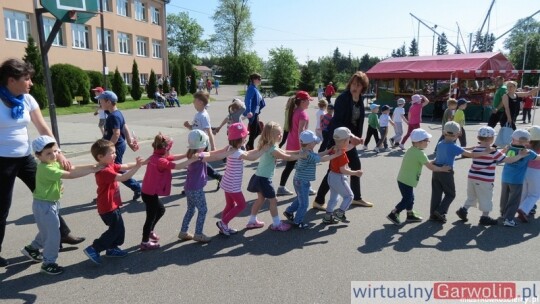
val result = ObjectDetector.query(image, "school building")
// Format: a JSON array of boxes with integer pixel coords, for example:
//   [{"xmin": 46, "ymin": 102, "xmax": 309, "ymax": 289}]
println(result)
[{"xmin": 0, "ymin": 0, "xmax": 170, "ymax": 85}]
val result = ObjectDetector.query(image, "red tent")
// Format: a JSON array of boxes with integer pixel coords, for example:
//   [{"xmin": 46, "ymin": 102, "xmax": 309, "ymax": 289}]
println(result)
[{"xmin": 366, "ymin": 52, "xmax": 516, "ymax": 79}]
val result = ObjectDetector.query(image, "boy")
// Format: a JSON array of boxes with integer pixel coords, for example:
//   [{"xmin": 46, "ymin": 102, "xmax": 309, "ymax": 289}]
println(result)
[
  {"xmin": 436, "ymin": 98, "xmax": 457, "ymax": 148},
  {"xmin": 21, "ymin": 136, "xmax": 100, "ymax": 275},
  {"xmin": 183, "ymin": 91, "xmax": 222, "ymax": 190},
  {"xmin": 454, "ymin": 98, "xmax": 470, "ymax": 147},
  {"xmin": 363, "ymin": 103, "xmax": 380, "ymax": 150},
  {"xmin": 315, "ymin": 99, "xmax": 328, "ymax": 140},
  {"xmin": 283, "ymin": 130, "xmax": 341, "ymax": 228},
  {"xmin": 99, "ymin": 90, "xmax": 141, "ymax": 201},
  {"xmin": 318, "ymin": 104, "xmax": 334, "ymax": 152},
  {"xmin": 499, "ymin": 129, "xmax": 539, "ymax": 227},
  {"xmin": 376, "ymin": 105, "xmax": 395, "ymax": 152},
  {"xmin": 390, "ymin": 98, "xmax": 408, "ymax": 148},
  {"xmin": 322, "ymin": 127, "xmax": 364, "ymax": 224},
  {"xmin": 430, "ymin": 121, "xmax": 491, "ymax": 223},
  {"xmin": 387, "ymin": 129, "xmax": 451, "ymax": 225},
  {"xmin": 83, "ymin": 139, "xmax": 143, "ymax": 265},
  {"xmin": 456, "ymin": 127, "xmax": 528, "ymax": 225}
]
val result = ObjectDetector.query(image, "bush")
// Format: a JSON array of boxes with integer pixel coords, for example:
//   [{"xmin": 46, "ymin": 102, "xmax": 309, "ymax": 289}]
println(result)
[
  {"xmin": 112, "ymin": 67, "xmax": 126, "ymax": 103},
  {"xmin": 86, "ymin": 70, "xmax": 111, "ymax": 102},
  {"xmin": 50, "ymin": 63, "xmax": 91, "ymax": 107},
  {"xmin": 31, "ymin": 84, "xmax": 48, "ymax": 109}
]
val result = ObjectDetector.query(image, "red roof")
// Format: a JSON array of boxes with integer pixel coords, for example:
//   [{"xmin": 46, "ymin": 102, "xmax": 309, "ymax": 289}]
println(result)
[{"xmin": 366, "ymin": 52, "xmax": 516, "ymax": 79}]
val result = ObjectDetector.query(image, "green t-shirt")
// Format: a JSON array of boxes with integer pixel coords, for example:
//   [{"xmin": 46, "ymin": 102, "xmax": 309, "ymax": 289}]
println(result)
[
  {"xmin": 454, "ymin": 109, "xmax": 465, "ymax": 127},
  {"xmin": 493, "ymin": 85, "xmax": 507, "ymax": 111},
  {"xmin": 368, "ymin": 113, "xmax": 379, "ymax": 129},
  {"xmin": 397, "ymin": 146, "xmax": 429, "ymax": 187},
  {"xmin": 256, "ymin": 144, "xmax": 277, "ymax": 178},
  {"xmin": 34, "ymin": 161, "xmax": 64, "ymax": 202}
]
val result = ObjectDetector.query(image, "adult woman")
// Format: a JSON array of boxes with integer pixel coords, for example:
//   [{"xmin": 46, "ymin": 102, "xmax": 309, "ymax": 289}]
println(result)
[
  {"xmin": 500, "ymin": 81, "xmax": 539, "ymax": 130},
  {"xmin": 312, "ymin": 72, "xmax": 373, "ymax": 210},
  {"xmin": 0, "ymin": 59, "xmax": 84, "ymax": 267},
  {"xmin": 243, "ymin": 73, "xmax": 265, "ymax": 150}
]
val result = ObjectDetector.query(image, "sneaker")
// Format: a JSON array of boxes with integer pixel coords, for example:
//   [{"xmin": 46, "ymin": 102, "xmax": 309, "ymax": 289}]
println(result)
[
  {"xmin": 374, "ymin": 147, "xmax": 380, "ymax": 153},
  {"xmin": 362, "ymin": 145, "xmax": 368, "ymax": 150},
  {"xmin": 352, "ymin": 199, "xmax": 373, "ymax": 207},
  {"xmin": 132, "ymin": 190, "xmax": 141, "ymax": 201},
  {"xmin": 283, "ymin": 211, "xmax": 295, "ymax": 222},
  {"xmin": 294, "ymin": 222, "xmax": 309, "ymax": 229},
  {"xmin": 456, "ymin": 207, "xmax": 469, "ymax": 222},
  {"xmin": 105, "ymin": 247, "xmax": 128, "ymax": 258},
  {"xmin": 40, "ymin": 263, "xmax": 64, "ymax": 275},
  {"xmin": 149, "ymin": 231, "xmax": 160, "ymax": 241},
  {"xmin": 390, "ymin": 138, "xmax": 395, "ymax": 146},
  {"xmin": 21, "ymin": 245, "xmax": 43, "ymax": 262},
  {"xmin": 83, "ymin": 246, "xmax": 102, "ymax": 265},
  {"xmin": 226, "ymin": 227, "xmax": 238, "ymax": 234},
  {"xmin": 277, "ymin": 186, "xmax": 293, "ymax": 196},
  {"xmin": 387, "ymin": 212, "xmax": 401, "ymax": 225},
  {"xmin": 399, "ymin": 144, "xmax": 405, "ymax": 150},
  {"xmin": 309, "ymin": 188, "xmax": 316, "ymax": 196},
  {"xmin": 140, "ymin": 241, "xmax": 160, "ymax": 251},
  {"xmin": 406, "ymin": 210, "xmax": 423, "ymax": 222},
  {"xmin": 517, "ymin": 209, "xmax": 529, "ymax": 223},
  {"xmin": 530, "ymin": 205, "xmax": 537, "ymax": 216},
  {"xmin": 312, "ymin": 201, "xmax": 327, "ymax": 211},
  {"xmin": 428, "ymin": 214, "xmax": 439, "ymax": 221},
  {"xmin": 270, "ymin": 221, "xmax": 291, "ymax": 232},
  {"xmin": 178, "ymin": 231, "xmax": 194, "ymax": 241},
  {"xmin": 433, "ymin": 211, "xmax": 447, "ymax": 223},
  {"xmin": 216, "ymin": 221, "xmax": 230, "ymax": 236},
  {"xmin": 246, "ymin": 219, "xmax": 265, "ymax": 229},
  {"xmin": 479, "ymin": 216, "xmax": 498, "ymax": 226},
  {"xmin": 322, "ymin": 213, "xmax": 339, "ymax": 224},
  {"xmin": 193, "ymin": 233, "xmax": 211, "ymax": 243},
  {"xmin": 333, "ymin": 209, "xmax": 348, "ymax": 222},
  {"xmin": 503, "ymin": 219, "xmax": 517, "ymax": 227}
]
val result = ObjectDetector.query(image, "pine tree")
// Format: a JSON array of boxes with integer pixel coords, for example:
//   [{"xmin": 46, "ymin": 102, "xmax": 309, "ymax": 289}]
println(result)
[
  {"xmin": 112, "ymin": 67, "xmax": 126, "ymax": 103},
  {"xmin": 23, "ymin": 35, "xmax": 47, "ymax": 108},
  {"xmin": 409, "ymin": 38, "xmax": 419, "ymax": 56},
  {"xmin": 298, "ymin": 65, "xmax": 315, "ymax": 93},
  {"xmin": 189, "ymin": 69, "xmax": 197, "ymax": 94},
  {"xmin": 179, "ymin": 58, "xmax": 188, "ymax": 96},
  {"xmin": 147, "ymin": 70, "xmax": 157, "ymax": 99},
  {"xmin": 131, "ymin": 60, "xmax": 142, "ymax": 100},
  {"xmin": 171, "ymin": 63, "xmax": 180, "ymax": 94},
  {"xmin": 436, "ymin": 33, "xmax": 449, "ymax": 55}
]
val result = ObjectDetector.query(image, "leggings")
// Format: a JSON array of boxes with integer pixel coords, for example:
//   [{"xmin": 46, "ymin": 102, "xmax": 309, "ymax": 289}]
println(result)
[
  {"xmin": 141, "ymin": 193, "xmax": 166, "ymax": 242},
  {"xmin": 279, "ymin": 160, "xmax": 297, "ymax": 187},
  {"xmin": 221, "ymin": 192, "xmax": 247, "ymax": 225},
  {"xmin": 181, "ymin": 189, "xmax": 207, "ymax": 235},
  {"xmin": 400, "ymin": 123, "xmax": 421, "ymax": 145}
]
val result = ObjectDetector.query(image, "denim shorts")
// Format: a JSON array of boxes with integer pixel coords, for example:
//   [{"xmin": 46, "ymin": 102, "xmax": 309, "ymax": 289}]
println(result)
[{"xmin": 247, "ymin": 174, "xmax": 276, "ymax": 198}]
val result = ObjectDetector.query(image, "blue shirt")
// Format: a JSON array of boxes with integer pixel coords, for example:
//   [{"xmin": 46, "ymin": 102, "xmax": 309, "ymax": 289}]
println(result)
[
  {"xmin": 501, "ymin": 145, "xmax": 538, "ymax": 184},
  {"xmin": 294, "ymin": 151, "xmax": 321, "ymax": 181},
  {"xmin": 243, "ymin": 84, "xmax": 264, "ymax": 122},
  {"xmin": 434, "ymin": 140, "xmax": 465, "ymax": 167},
  {"xmin": 103, "ymin": 110, "xmax": 126, "ymax": 145}
]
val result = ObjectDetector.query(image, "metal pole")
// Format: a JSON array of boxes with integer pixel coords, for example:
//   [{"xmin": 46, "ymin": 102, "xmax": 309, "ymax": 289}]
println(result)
[
  {"xmin": 99, "ymin": 0, "xmax": 107, "ymax": 88},
  {"xmin": 432, "ymin": 25, "xmax": 437, "ymax": 55}
]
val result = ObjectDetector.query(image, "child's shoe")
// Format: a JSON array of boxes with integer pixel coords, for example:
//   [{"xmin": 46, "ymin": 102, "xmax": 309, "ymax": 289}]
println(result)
[
  {"xmin": 21, "ymin": 245, "xmax": 43, "ymax": 262},
  {"xmin": 456, "ymin": 207, "xmax": 468, "ymax": 222},
  {"xmin": 40, "ymin": 263, "xmax": 64, "ymax": 275},
  {"xmin": 362, "ymin": 145, "xmax": 368, "ymax": 150},
  {"xmin": 149, "ymin": 231, "xmax": 160, "ymax": 241},
  {"xmin": 479, "ymin": 216, "xmax": 498, "ymax": 226},
  {"xmin": 374, "ymin": 147, "xmax": 380, "ymax": 153},
  {"xmin": 516, "ymin": 209, "xmax": 529, "ymax": 223},
  {"xmin": 105, "ymin": 247, "xmax": 128, "ymax": 258},
  {"xmin": 277, "ymin": 186, "xmax": 293, "ymax": 196},
  {"xmin": 503, "ymin": 219, "xmax": 517, "ymax": 227},
  {"xmin": 193, "ymin": 233, "xmax": 211, "ymax": 243},
  {"xmin": 246, "ymin": 219, "xmax": 265, "ymax": 229},
  {"xmin": 312, "ymin": 201, "xmax": 327, "ymax": 211},
  {"xmin": 530, "ymin": 205, "xmax": 537, "ymax": 216},
  {"xmin": 140, "ymin": 241, "xmax": 160, "ymax": 251},
  {"xmin": 178, "ymin": 231, "xmax": 194, "ymax": 241},
  {"xmin": 83, "ymin": 246, "xmax": 102, "ymax": 265},
  {"xmin": 216, "ymin": 221, "xmax": 230, "ymax": 236},
  {"xmin": 406, "ymin": 210, "xmax": 423, "ymax": 222},
  {"xmin": 432, "ymin": 211, "xmax": 447, "ymax": 223},
  {"xmin": 283, "ymin": 211, "xmax": 294, "ymax": 222},
  {"xmin": 226, "ymin": 227, "xmax": 238, "ymax": 234},
  {"xmin": 387, "ymin": 212, "xmax": 401, "ymax": 225},
  {"xmin": 333, "ymin": 209, "xmax": 349, "ymax": 223},
  {"xmin": 294, "ymin": 222, "xmax": 309, "ymax": 229},
  {"xmin": 269, "ymin": 221, "xmax": 291, "ymax": 232},
  {"xmin": 322, "ymin": 213, "xmax": 338, "ymax": 224},
  {"xmin": 399, "ymin": 144, "xmax": 405, "ymax": 150},
  {"xmin": 390, "ymin": 138, "xmax": 395, "ymax": 146}
]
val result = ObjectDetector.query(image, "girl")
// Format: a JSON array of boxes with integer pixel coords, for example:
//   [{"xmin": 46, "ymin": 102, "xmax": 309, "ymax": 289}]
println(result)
[
  {"xmin": 213, "ymin": 99, "xmax": 246, "ymax": 135},
  {"xmin": 216, "ymin": 123, "xmax": 267, "ymax": 235},
  {"xmin": 399, "ymin": 94, "xmax": 430, "ymax": 150},
  {"xmin": 279, "ymin": 96, "xmax": 296, "ymax": 148},
  {"xmin": 139, "ymin": 133, "xmax": 194, "ymax": 250},
  {"xmin": 518, "ymin": 126, "xmax": 540, "ymax": 221},
  {"xmin": 246, "ymin": 121, "xmax": 305, "ymax": 231},
  {"xmin": 178, "ymin": 130, "xmax": 232, "ymax": 243},
  {"xmin": 277, "ymin": 91, "xmax": 312, "ymax": 196}
]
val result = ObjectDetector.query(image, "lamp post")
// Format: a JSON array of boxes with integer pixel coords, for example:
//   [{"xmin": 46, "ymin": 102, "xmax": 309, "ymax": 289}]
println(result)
[{"xmin": 432, "ymin": 25, "xmax": 438, "ymax": 55}]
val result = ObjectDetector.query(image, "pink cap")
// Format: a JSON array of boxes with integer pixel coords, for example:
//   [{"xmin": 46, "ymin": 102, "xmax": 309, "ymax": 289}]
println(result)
[
  {"xmin": 228, "ymin": 122, "xmax": 249, "ymax": 140},
  {"xmin": 411, "ymin": 94, "xmax": 422, "ymax": 104},
  {"xmin": 296, "ymin": 91, "xmax": 313, "ymax": 101},
  {"xmin": 92, "ymin": 86, "xmax": 104, "ymax": 93}
]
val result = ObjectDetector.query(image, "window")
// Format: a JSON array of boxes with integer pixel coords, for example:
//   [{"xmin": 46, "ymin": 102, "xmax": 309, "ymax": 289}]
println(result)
[
  {"xmin": 151, "ymin": 6, "xmax": 160, "ymax": 25},
  {"xmin": 44, "ymin": 17, "xmax": 64, "ymax": 46},
  {"xmin": 4, "ymin": 9, "xmax": 29, "ymax": 41},
  {"xmin": 152, "ymin": 40, "xmax": 161, "ymax": 58},
  {"xmin": 123, "ymin": 73, "xmax": 131, "ymax": 84},
  {"xmin": 118, "ymin": 32, "xmax": 131, "ymax": 54},
  {"xmin": 140, "ymin": 73, "xmax": 148, "ymax": 85},
  {"xmin": 97, "ymin": 28, "xmax": 112, "ymax": 52},
  {"xmin": 117, "ymin": 0, "xmax": 129, "ymax": 17},
  {"xmin": 134, "ymin": 0, "xmax": 146, "ymax": 21},
  {"xmin": 102, "ymin": 0, "xmax": 112, "ymax": 12},
  {"xmin": 71, "ymin": 24, "xmax": 89, "ymax": 49},
  {"xmin": 136, "ymin": 36, "xmax": 148, "ymax": 56}
]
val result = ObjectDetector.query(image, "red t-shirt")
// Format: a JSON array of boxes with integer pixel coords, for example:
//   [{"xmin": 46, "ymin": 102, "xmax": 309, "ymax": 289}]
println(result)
[
  {"xmin": 329, "ymin": 149, "xmax": 349, "ymax": 173},
  {"xmin": 325, "ymin": 85, "xmax": 335, "ymax": 97},
  {"xmin": 523, "ymin": 96, "xmax": 533, "ymax": 109},
  {"xmin": 95, "ymin": 163, "xmax": 122, "ymax": 215}
]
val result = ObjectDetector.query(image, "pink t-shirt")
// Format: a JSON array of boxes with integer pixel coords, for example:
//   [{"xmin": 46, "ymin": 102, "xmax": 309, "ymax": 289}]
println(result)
[
  {"xmin": 286, "ymin": 108, "xmax": 309, "ymax": 150},
  {"xmin": 408, "ymin": 103, "xmax": 423, "ymax": 125},
  {"xmin": 142, "ymin": 154, "xmax": 176, "ymax": 196}
]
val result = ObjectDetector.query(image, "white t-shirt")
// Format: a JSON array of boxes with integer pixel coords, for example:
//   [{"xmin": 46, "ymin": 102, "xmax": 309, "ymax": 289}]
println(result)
[
  {"xmin": 0, "ymin": 94, "xmax": 39, "ymax": 157},
  {"xmin": 315, "ymin": 109, "xmax": 326, "ymax": 130},
  {"xmin": 192, "ymin": 109, "xmax": 212, "ymax": 130},
  {"xmin": 392, "ymin": 106, "xmax": 405, "ymax": 123},
  {"xmin": 379, "ymin": 113, "xmax": 390, "ymax": 127}
]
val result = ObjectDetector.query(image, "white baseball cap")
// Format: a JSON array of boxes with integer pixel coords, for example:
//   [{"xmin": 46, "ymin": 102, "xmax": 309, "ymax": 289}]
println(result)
[
  {"xmin": 187, "ymin": 129, "xmax": 209, "ymax": 149},
  {"xmin": 528, "ymin": 126, "xmax": 540, "ymax": 141},
  {"xmin": 410, "ymin": 128, "xmax": 432, "ymax": 142},
  {"xmin": 478, "ymin": 127, "xmax": 495, "ymax": 138},
  {"xmin": 512, "ymin": 129, "xmax": 530, "ymax": 141},
  {"xmin": 333, "ymin": 127, "xmax": 352, "ymax": 141}
]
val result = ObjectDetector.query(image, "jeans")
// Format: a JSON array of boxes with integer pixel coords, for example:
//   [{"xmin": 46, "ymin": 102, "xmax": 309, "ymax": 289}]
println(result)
[
  {"xmin": 141, "ymin": 193, "xmax": 165, "ymax": 242},
  {"xmin": 395, "ymin": 181, "xmax": 415, "ymax": 213},
  {"xmin": 31, "ymin": 200, "xmax": 60, "ymax": 265},
  {"xmin": 285, "ymin": 179, "xmax": 310, "ymax": 224},
  {"xmin": 500, "ymin": 182, "xmax": 523, "ymax": 221},
  {"xmin": 92, "ymin": 208, "xmax": 125, "ymax": 253}
]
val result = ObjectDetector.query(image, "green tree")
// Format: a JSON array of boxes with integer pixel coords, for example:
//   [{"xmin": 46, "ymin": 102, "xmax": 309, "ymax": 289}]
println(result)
[
  {"xmin": 436, "ymin": 33, "xmax": 449, "ymax": 55},
  {"xmin": 473, "ymin": 31, "xmax": 495, "ymax": 52},
  {"xmin": 147, "ymin": 69, "xmax": 157, "ymax": 99},
  {"xmin": 112, "ymin": 67, "xmax": 126, "ymax": 103},
  {"xmin": 298, "ymin": 64, "xmax": 315, "ymax": 93},
  {"xmin": 131, "ymin": 60, "xmax": 142, "ymax": 100},
  {"xmin": 267, "ymin": 47, "xmax": 299, "ymax": 95},
  {"xmin": 219, "ymin": 52, "xmax": 263, "ymax": 84},
  {"xmin": 162, "ymin": 78, "xmax": 170, "ymax": 93},
  {"xmin": 210, "ymin": 0, "xmax": 254, "ymax": 58},
  {"xmin": 189, "ymin": 69, "xmax": 197, "ymax": 94},
  {"xmin": 167, "ymin": 12, "xmax": 206, "ymax": 61},
  {"xmin": 391, "ymin": 43, "xmax": 407, "ymax": 57},
  {"xmin": 171, "ymin": 63, "xmax": 180, "ymax": 94},
  {"xmin": 320, "ymin": 57, "xmax": 337, "ymax": 88},
  {"xmin": 409, "ymin": 38, "xmax": 419, "ymax": 56},
  {"xmin": 359, "ymin": 53, "xmax": 380, "ymax": 72},
  {"xmin": 178, "ymin": 58, "xmax": 188, "ymax": 96},
  {"xmin": 505, "ymin": 18, "xmax": 540, "ymax": 85},
  {"xmin": 50, "ymin": 63, "xmax": 91, "ymax": 106},
  {"xmin": 23, "ymin": 35, "xmax": 47, "ymax": 108}
]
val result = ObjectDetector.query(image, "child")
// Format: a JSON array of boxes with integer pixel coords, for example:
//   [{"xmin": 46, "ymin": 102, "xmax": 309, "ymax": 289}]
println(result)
[
  {"xmin": 83, "ymin": 139, "xmax": 144, "ymax": 265},
  {"xmin": 455, "ymin": 127, "xmax": 528, "ymax": 225},
  {"xmin": 179, "ymin": 129, "xmax": 233, "ymax": 242},
  {"xmin": 522, "ymin": 88, "xmax": 533, "ymax": 124},
  {"xmin": 216, "ymin": 122, "xmax": 267, "ymax": 235},
  {"xmin": 317, "ymin": 84, "xmax": 324, "ymax": 101},
  {"xmin": 363, "ymin": 103, "xmax": 380, "ymax": 150},
  {"xmin": 21, "ymin": 136, "xmax": 100, "ymax": 275},
  {"xmin": 279, "ymin": 96, "xmax": 296, "ymax": 148},
  {"xmin": 246, "ymin": 121, "xmax": 305, "ymax": 231},
  {"xmin": 375, "ymin": 105, "xmax": 395, "ymax": 152},
  {"xmin": 430, "ymin": 122, "xmax": 492, "ymax": 223},
  {"xmin": 499, "ymin": 129, "xmax": 539, "ymax": 227},
  {"xmin": 283, "ymin": 130, "xmax": 342, "ymax": 228},
  {"xmin": 92, "ymin": 87, "xmax": 106, "ymax": 136},
  {"xmin": 436, "ymin": 98, "xmax": 457, "ymax": 147},
  {"xmin": 518, "ymin": 126, "xmax": 540, "ymax": 221},
  {"xmin": 139, "ymin": 134, "xmax": 194, "ymax": 250},
  {"xmin": 315, "ymin": 99, "xmax": 328, "ymax": 139},
  {"xmin": 390, "ymin": 98, "xmax": 408, "ymax": 148},
  {"xmin": 322, "ymin": 127, "xmax": 363, "ymax": 224},
  {"xmin": 213, "ymin": 98, "xmax": 246, "ymax": 135},
  {"xmin": 387, "ymin": 129, "xmax": 451, "ymax": 225},
  {"xmin": 400, "ymin": 94, "xmax": 430, "ymax": 150},
  {"xmin": 318, "ymin": 104, "xmax": 334, "ymax": 152},
  {"xmin": 454, "ymin": 98, "xmax": 470, "ymax": 147}
]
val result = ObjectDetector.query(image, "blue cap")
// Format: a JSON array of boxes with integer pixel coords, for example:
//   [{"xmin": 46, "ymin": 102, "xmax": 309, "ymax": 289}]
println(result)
[
  {"xmin": 369, "ymin": 103, "xmax": 380, "ymax": 111},
  {"xmin": 457, "ymin": 98, "xmax": 470, "ymax": 106},
  {"xmin": 300, "ymin": 130, "xmax": 321, "ymax": 144},
  {"xmin": 97, "ymin": 90, "xmax": 118, "ymax": 103}
]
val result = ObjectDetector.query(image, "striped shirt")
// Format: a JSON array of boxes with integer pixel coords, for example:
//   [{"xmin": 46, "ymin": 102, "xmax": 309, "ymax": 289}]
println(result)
[
  {"xmin": 468, "ymin": 146, "xmax": 506, "ymax": 182},
  {"xmin": 294, "ymin": 151, "xmax": 321, "ymax": 181},
  {"xmin": 220, "ymin": 149, "xmax": 244, "ymax": 193}
]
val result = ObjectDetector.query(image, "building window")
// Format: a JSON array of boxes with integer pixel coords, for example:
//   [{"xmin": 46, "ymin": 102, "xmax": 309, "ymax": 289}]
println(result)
[
  {"xmin": 101, "ymin": 0, "xmax": 112, "ymax": 12},
  {"xmin": 136, "ymin": 36, "xmax": 148, "ymax": 57},
  {"xmin": 134, "ymin": 0, "xmax": 146, "ymax": 21},
  {"xmin": 71, "ymin": 24, "xmax": 89, "ymax": 49},
  {"xmin": 152, "ymin": 40, "xmax": 162, "ymax": 58},
  {"xmin": 44, "ymin": 17, "xmax": 64, "ymax": 46},
  {"xmin": 140, "ymin": 73, "xmax": 148, "ymax": 85},
  {"xmin": 118, "ymin": 32, "xmax": 131, "ymax": 54},
  {"xmin": 117, "ymin": 0, "xmax": 129, "ymax": 17},
  {"xmin": 151, "ymin": 6, "xmax": 160, "ymax": 25},
  {"xmin": 123, "ymin": 73, "xmax": 131, "ymax": 84},
  {"xmin": 97, "ymin": 28, "xmax": 112, "ymax": 52},
  {"xmin": 4, "ymin": 9, "xmax": 29, "ymax": 41}
]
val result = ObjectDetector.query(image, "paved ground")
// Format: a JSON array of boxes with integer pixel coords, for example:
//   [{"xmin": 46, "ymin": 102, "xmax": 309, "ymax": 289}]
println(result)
[{"xmin": 1, "ymin": 85, "xmax": 539, "ymax": 303}]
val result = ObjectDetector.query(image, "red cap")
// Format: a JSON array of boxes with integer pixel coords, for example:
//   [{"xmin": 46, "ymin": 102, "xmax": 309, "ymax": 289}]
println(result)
[
  {"xmin": 92, "ymin": 87, "xmax": 104, "ymax": 93},
  {"xmin": 296, "ymin": 91, "xmax": 313, "ymax": 101}
]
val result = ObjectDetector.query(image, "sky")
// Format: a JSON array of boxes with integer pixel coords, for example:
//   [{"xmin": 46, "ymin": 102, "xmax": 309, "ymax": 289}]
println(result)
[{"xmin": 166, "ymin": 0, "xmax": 539, "ymax": 63}]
